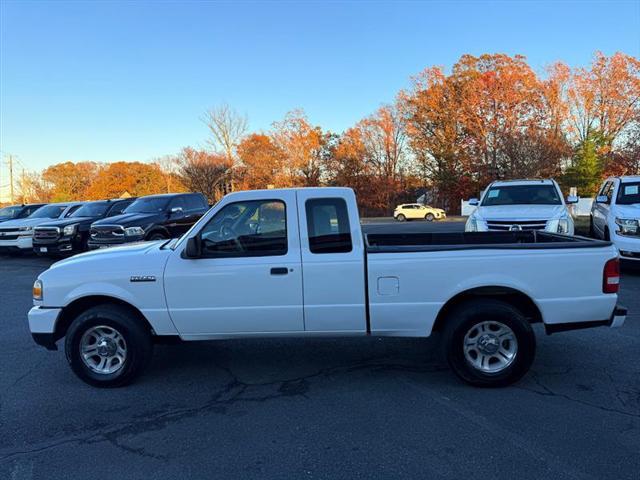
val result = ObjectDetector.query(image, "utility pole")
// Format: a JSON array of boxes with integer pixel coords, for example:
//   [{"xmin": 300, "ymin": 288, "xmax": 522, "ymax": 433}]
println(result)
[{"xmin": 8, "ymin": 155, "xmax": 14, "ymax": 203}]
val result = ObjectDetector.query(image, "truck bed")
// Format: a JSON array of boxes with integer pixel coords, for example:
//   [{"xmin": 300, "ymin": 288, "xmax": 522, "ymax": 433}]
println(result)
[{"xmin": 365, "ymin": 231, "xmax": 612, "ymax": 253}]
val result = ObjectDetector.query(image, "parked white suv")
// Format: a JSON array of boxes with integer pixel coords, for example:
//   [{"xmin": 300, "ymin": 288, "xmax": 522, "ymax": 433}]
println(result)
[
  {"xmin": 591, "ymin": 176, "xmax": 640, "ymax": 261},
  {"xmin": 465, "ymin": 179, "xmax": 577, "ymax": 234}
]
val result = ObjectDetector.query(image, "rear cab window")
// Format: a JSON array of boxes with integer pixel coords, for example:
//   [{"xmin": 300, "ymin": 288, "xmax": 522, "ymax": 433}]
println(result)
[{"xmin": 305, "ymin": 198, "xmax": 352, "ymax": 254}]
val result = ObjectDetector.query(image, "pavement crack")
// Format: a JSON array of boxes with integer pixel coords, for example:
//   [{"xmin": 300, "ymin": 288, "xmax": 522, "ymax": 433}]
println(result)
[
  {"xmin": 517, "ymin": 371, "xmax": 640, "ymax": 419},
  {"xmin": 0, "ymin": 357, "xmax": 446, "ymax": 463}
]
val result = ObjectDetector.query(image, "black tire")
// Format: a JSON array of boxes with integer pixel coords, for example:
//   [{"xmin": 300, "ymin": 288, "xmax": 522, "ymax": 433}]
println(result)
[
  {"xmin": 396, "ymin": 214, "xmax": 406, "ymax": 222},
  {"xmin": 442, "ymin": 298, "xmax": 536, "ymax": 387},
  {"xmin": 65, "ymin": 304, "xmax": 153, "ymax": 388},
  {"xmin": 147, "ymin": 232, "xmax": 167, "ymax": 241},
  {"xmin": 425, "ymin": 213, "xmax": 435, "ymax": 222},
  {"xmin": 589, "ymin": 216, "xmax": 595, "ymax": 238}
]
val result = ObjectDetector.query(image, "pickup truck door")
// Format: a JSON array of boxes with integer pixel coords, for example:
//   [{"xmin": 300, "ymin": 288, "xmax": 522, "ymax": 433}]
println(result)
[
  {"xmin": 296, "ymin": 190, "xmax": 367, "ymax": 333},
  {"xmin": 164, "ymin": 191, "xmax": 304, "ymax": 335}
]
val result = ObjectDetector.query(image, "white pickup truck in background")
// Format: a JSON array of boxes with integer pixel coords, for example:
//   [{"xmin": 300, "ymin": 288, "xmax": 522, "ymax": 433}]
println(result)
[
  {"xmin": 591, "ymin": 175, "xmax": 640, "ymax": 261},
  {"xmin": 465, "ymin": 179, "xmax": 578, "ymax": 234},
  {"xmin": 29, "ymin": 187, "xmax": 626, "ymax": 388}
]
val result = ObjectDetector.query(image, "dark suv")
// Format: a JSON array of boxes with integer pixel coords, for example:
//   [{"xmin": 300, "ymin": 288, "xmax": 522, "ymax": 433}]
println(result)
[
  {"xmin": 88, "ymin": 193, "xmax": 209, "ymax": 250},
  {"xmin": 0, "ymin": 203, "xmax": 46, "ymax": 224},
  {"xmin": 33, "ymin": 199, "xmax": 136, "ymax": 255}
]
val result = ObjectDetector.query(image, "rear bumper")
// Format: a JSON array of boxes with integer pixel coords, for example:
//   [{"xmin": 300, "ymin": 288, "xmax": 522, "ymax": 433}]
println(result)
[{"xmin": 545, "ymin": 305, "xmax": 627, "ymax": 334}]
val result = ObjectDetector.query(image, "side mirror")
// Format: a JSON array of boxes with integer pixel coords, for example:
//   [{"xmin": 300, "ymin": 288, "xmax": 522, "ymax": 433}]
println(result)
[
  {"xmin": 596, "ymin": 195, "xmax": 609, "ymax": 204},
  {"xmin": 566, "ymin": 195, "xmax": 579, "ymax": 204},
  {"xmin": 171, "ymin": 207, "xmax": 184, "ymax": 214},
  {"xmin": 183, "ymin": 235, "xmax": 202, "ymax": 259},
  {"xmin": 468, "ymin": 198, "xmax": 479, "ymax": 206}
]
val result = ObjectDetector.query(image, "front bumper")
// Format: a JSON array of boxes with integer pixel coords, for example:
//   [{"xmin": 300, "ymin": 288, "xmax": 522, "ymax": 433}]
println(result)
[
  {"xmin": 28, "ymin": 306, "xmax": 62, "ymax": 350},
  {"xmin": 33, "ymin": 238, "xmax": 82, "ymax": 255},
  {"xmin": 0, "ymin": 236, "xmax": 33, "ymax": 250},
  {"xmin": 612, "ymin": 233, "xmax": 640, "ymax": 260},
  {"xmin": 545, "ymin": 305, "xmax": 627, "ymax": 334}
]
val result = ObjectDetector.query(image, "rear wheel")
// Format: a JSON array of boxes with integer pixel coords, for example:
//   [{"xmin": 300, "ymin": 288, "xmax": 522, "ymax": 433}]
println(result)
[
  {"xmin": 65, "ymin": 304, "xmax": 153, "ymax": 387},
  {"xmin": 147, "ymin": 232, "xmax": 167, "ymax": 241},
  {"xmin": 442, "ymin": 299, "xmax": 535, "ymax": 387},
  {"xmin": 396, "ymin": 214, "xmax": 406, "ymax": 222},
  {"xmin": 425, "ymin": 213, "xmax": 435, "ymax": 222}
]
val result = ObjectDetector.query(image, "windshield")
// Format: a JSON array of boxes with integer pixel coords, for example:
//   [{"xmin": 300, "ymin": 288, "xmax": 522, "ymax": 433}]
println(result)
[
  {"xmin": 124, "ymin": 197, "xmax": 170, "ymax": 214},
  {"xmin": 617, "ymin": 182, "xmax": 640, "ymax": 205},
  {"xmin": 70, "ymin": 202, "xmax": 110, "ymax": 217},
  {"xmin": 481, "ymin": 185, "xmax": 562, "ymax": 206},
  {"xmin": 0, "ymin": 206, "xmax": 22, "ymax": 219},
  {"xmin": 29, "ymin": 205, "xmax": 68, "ymax": 219}
]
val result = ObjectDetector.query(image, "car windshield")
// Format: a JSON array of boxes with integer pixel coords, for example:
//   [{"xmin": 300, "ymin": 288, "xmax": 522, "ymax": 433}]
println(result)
[
  {"xmin": 29, "ymin": 205, "xmax": 68, "ymax": 219},
  {"xmin": 70, "ymin": 202, "xmax": 110, "ymax": 217},
  {"xmin": 0, "ymin": 206, "xmax": 22, "ymax": 219},
  {"xmin": 124, "ymin": 197, "xmax": 170, "ymax": 214},
  {"xmin": 481, "ymin": 185, "xmax": 562, "ymax": 206},
  {"xmin": 617, "ymin": 182, "xmax": 640, "ymax": 205}
]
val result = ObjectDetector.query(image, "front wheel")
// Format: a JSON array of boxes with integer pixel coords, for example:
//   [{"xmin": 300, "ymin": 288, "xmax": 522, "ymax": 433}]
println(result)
[
  {"xmin": 442, "ymin": 299, "xmax": 535, "ymax": 387},
  {"xmin": 396, "ymin": 214, "xmax": 406, "ymax": 222},
  {"xmin": 425, "ymin": 213, "xmax": 435, "ymax": 222},
  {"xmin": 65, "ymin": 305, "xmax": 153, "ymax": 387},
  {"xmin": 147, "ymin": 232, "xmax": 167, "ymax": 241}
]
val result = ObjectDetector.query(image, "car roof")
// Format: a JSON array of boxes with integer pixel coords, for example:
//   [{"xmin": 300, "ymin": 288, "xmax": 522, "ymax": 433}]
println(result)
[
  {"xmin": 618, "ymin": 176, "xmax": 640, "ymax": 183},
  {"xmin": 490, "ymin": 179, "xmax": 555, "ymax": 187}
]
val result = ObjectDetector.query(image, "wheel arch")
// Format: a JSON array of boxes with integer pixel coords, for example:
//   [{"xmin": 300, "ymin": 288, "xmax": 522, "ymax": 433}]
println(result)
[
  {"xmin": 54, "ymin": 295, "xmax": 154, "ymax": 341},
  {"xmin": 145, "ymin": 225, "xmax": 170, "ymax": 240},
  {"xmin": 431, "ymin": 286, "xmax": 543, "ymax": 334}
]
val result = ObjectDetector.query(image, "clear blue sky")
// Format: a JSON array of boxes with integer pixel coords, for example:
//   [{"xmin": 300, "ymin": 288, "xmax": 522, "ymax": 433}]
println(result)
[{"xmin": 1, "ymin": 0, "xmax": 639, "ymax": 173}]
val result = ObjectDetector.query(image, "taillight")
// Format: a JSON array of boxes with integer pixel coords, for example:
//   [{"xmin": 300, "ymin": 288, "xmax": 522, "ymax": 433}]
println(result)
[{"xmin": 603, "ymin": 258, "xmax": 620, "ymax": 294}]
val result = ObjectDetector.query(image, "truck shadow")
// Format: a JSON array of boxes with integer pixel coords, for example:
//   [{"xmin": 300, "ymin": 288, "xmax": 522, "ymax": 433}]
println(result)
[{"xmin": 144, "ymin": 336, "xmax": 451, "ymax": 388}]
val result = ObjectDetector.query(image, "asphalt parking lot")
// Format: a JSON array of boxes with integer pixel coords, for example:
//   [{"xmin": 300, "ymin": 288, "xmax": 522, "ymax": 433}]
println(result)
[{"xmin": 1, "ymin": 221, "xmax": 639, "ymax": 480}]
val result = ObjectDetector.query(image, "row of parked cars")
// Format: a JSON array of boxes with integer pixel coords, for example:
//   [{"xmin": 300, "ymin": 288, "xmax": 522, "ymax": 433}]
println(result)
[
  {"xmin": 0, "ymin": 192, "xmax": 209, "ymax": 256},
  {"xmin": 463, "ymin": 177, "xmax": 640, "ymax": 262},
  {"xmin": 393, "ymin": 177, "xmax": 639, "ymax": 262}
]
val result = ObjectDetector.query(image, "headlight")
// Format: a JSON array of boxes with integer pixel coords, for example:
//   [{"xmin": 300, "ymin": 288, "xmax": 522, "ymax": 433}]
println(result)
[
  {"xmin": 63, "ymin": 224, "xmax": 78, "ymax": 236},
  {"xmin": 465, "ymin": 216, "xmax": 487, "ymax": 232},
  {"xmin": 546, "ymin": 218, "xmax": 571, "ymax": 234},
  {"xmin": 18, "ymin": 226, "xmax": 33, "ymax": 236},
  {"xmin": 124, "ymin": 226, "xmax": 145, "ymax": 236},
  {"xmin": 33, "ymin": 279, "xmax": 43, "ymax": 301},
  {"xmin": 19, "ymin": 226, "xmax": 33, "ymax": 231},
  {"xmin": 615, "ymin": 218, "xmax": 639, "ymax": 235}
]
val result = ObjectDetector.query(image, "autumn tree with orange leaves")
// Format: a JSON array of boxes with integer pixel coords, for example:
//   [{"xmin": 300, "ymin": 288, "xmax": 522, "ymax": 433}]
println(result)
[{"xmin": 23, "ymin": 51, "xmax": 638, "ymax": 214}]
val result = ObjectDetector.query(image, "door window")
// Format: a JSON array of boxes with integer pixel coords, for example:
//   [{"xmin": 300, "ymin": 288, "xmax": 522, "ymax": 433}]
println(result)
[
  {"xmin": 199, "ymin": 200, "xmax": 287, "ymax": 257},
  {"xmin": 305, "ymin": 198, "xmax": 352, "ymax": 254}
]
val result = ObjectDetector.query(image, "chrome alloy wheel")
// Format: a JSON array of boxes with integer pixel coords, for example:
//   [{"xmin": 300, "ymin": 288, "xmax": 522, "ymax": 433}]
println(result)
[
  {"xmin": 80, "ymin": 325, "xmax": 127, "ymax": 375},
  {"xmin": 463, "ymin": 321, "xmax": 518, "ymax": 374}
]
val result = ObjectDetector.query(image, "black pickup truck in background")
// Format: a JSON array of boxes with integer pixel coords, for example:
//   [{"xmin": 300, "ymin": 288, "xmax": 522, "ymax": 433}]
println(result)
[
  {"xmin": 33, "ymin": 198, "xmax": 136, "ymax": 255},
  {"xmin": 88, "ymin": 192, "xmax": 209, "ymax": 250}
]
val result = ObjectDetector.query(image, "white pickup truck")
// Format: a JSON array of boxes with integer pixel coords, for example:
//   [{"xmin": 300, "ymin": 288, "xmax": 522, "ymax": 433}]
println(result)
[{"xmin": 29, "ymin": 188, "xmax": 627, "ymax": 388}]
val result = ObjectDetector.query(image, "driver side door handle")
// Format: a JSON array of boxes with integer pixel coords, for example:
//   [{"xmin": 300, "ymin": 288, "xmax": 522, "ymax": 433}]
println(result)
[{"xmin": 270, "ymin": 267, "xmax": 288, "ymax": 275}]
